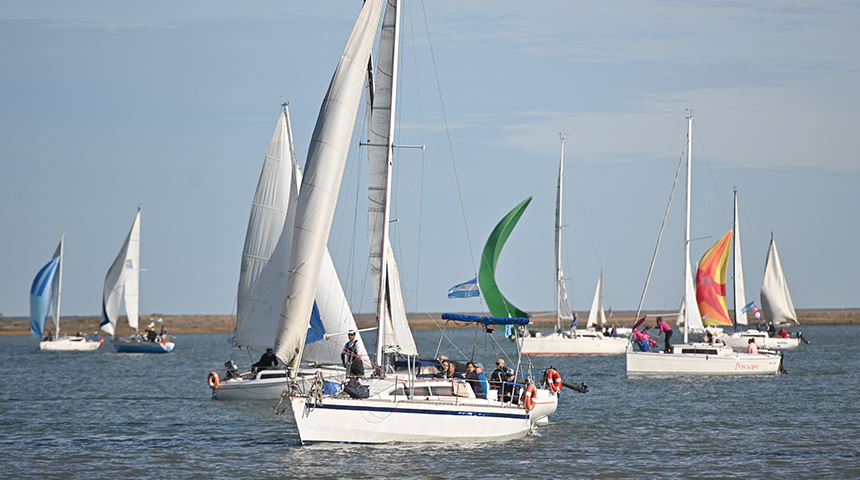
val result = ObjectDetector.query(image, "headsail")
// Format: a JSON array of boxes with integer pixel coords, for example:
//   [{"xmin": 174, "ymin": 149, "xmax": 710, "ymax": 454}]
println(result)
[
  {"xmin": 274, "ymin": 0, "xmax": 384, "ymax": 374},
  {"xmin": 555, "ymin": 137, "xmax": 573, "ymax": 330},
  {"xmin": 696, "ymin": 230, "xmax": 733, "ymax": 326},
  {"xmin": 760, "ymin": 234, "xmax": 799, "ymax": 325},
  {"xmin": 30, "ymin": 238, "xmax": 63, "ymax": 338},
  {"xmin": 732, "ymin": 189, "xmax": 748, "ymax": 325},
  {"xmin": 367, "ymin": 0, "xmax": 418, "ymax": 359},
  {"xmin": 101, "ymin": 208, "xmax": 141, "ymax": 335},
  {"xmin": 478, "ymin": 197, "xmax": 532, "ymax": 319},
  {"xmin": 586, "ymin": 268, "xmax": 606, "ymax": 328}
]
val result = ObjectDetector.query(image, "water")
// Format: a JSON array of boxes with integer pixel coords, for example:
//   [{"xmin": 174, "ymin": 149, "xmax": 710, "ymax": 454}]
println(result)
[{"xmin": 1, "ymin": 325, "xmax": 858, "ymax": 479}]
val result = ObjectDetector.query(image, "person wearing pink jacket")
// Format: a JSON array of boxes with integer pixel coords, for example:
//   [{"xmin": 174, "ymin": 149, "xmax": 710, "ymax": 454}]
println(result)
[{"xmin": 655, "ymin": 317, "xmax": 673, "ymax": 353}]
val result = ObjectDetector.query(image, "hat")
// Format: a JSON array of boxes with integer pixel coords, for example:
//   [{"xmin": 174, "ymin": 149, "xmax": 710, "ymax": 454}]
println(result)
[
  {"xmin": 475, "ymin": 363, "xmax": 484, "ymax": 369},
  {"xmin": 506, "ymin": 368, "xmax": 515, "ymax": 376},
  {"xmin": 348, "ymin": 330, "xmax": 356, "ymax": 335}
]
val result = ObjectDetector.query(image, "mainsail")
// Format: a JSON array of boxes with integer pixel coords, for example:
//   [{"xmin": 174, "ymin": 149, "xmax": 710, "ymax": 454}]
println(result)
[
  {"xmin": 555, "ymin": 137, "xmax": 573, "ymax": 330},
  {"xmin": 478, "ymin": 197, "xmax": 532, "ymax": 319},
  {"xmin": 696, "ymin": 230, "xmax": 733, "ymax": 326},
  {"xmin": 732, "ymin": 189, "xmax": 748, "ymax": 325},
  {"xmin": 586, "ymin": 268, "xmax": 607, "ymax": 328},
  {"xmin": 274, "ymin": 0, "xmax": 384, "ymax": 374},
  {"xmin": 30, "ymin": 237, "xmax": 63, "ymax": 338},
  {"xmin": 101, "ymin": 208, "xmax": 141, "ymax": 335},
  {"xmin": 760, "ymin": 234, "xmax": 799, "ymax": 325},
  {"xmin": 366, "ymin": 0, "xmax": 418, "ymax": 359}
]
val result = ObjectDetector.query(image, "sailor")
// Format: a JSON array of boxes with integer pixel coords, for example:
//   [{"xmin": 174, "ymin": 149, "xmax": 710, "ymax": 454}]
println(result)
[
  {"xmin": 341, "ymin": 330, "xmax": 366, "ymax": 377},
  {"xmin": 253, "ymin": 348, "xmax": 279, "ymax": 373}
]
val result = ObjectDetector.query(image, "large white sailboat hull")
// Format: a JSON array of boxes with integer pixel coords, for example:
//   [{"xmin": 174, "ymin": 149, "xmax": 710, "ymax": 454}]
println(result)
[
  {"xmin": 291, "ymin": 396, "xmax": 534, "ymax": 444},
  {"xmin": 522, "ymin": 331, "xmax": 628, "ymax": 355},
  {"xmin": 626, "ymin": 343, "xmax": 781, "ymax": 375},
  {"xmin": 719, "ymin": 330, "xmax": 800, "ymax": 350},
  {"xmin": 39, "ymin": 336, "xmax": 101, "ymax": 351}
]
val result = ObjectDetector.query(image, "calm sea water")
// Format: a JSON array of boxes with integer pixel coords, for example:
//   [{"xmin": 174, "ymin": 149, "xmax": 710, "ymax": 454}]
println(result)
[{"xmin": 1, "ymin": 325, "xmax": 858, "ymax": 479}]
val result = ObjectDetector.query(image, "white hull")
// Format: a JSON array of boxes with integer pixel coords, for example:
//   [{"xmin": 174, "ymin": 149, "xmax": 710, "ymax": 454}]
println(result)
[
  {"xmin": 719, "ymin": 330, "xmax": 800, "ymax": 350},
  {"xmin": 522, "ymin": 330, "xmax": 628, "ymax": 355},
  {"xmin": 291, "ymin": 396, "xmax": 533, "ymax": 444},
  {"xmin": 626, "ymin": 343, "xmax": 781, "ymax": 375},
  {"xmin": 212, "ymin": 366, "xmax": 345, "ymax": 401},
  {"xmin": 39, "ymin": 336, "xmax": 101, "ymax": 351}
]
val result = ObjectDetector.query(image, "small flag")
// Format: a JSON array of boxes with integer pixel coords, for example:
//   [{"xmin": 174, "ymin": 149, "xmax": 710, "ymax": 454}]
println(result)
[
  {"xmin": 447, "ymin": 277, "xmax": 479, "ymax": 299},
  {"xmin": 741, "ymin": 301, "xmax": 756, "ymax": 313}
]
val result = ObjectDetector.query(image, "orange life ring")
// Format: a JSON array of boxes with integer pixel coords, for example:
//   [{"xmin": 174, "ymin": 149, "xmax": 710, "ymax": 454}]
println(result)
[
  {"xmin": 161, "ymin": 335, "xmax": 167, "ymax": 346},
  {"xmin": 521, "ymin": 383, "xmax": 537, "ymax": 411},
  {"xmin": 546, "ymin": 368, "xmax": 562, "ymax": 393},
  {"xmin": 208, "ymin": 371, "xmax": 220, "ymax": 389}
]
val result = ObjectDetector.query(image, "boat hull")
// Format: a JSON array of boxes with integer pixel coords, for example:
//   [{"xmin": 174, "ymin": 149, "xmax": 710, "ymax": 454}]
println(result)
[
  {"xmin": 719, "ymin": 331, "xmax": 800, "ymax": 350},
  {"xmin": 626, "ymin": 344, "xmax": 781, "ymax": 376},
  {"xmin": 39, "ymin": 337, "xmax": 101, "ymax": 351},
  {"xmin": 522, "ymin": 331, "xmax": 628, "ymax": 355},
  {"xmin": 290, "ymin": 396, "xmax": 534, "ymax": 444},
  {"xmin": 113, "ymin": 339, "xmax": 175, "ymax": 353}
]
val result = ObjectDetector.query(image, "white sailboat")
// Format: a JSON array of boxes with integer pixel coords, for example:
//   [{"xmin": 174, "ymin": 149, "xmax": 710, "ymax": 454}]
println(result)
[
  {"xmin": 521, "ymin": 138, "xmax": 627, "ymax": 355},
  {"xmin": 274, "ymin": 0, "xmax": 555, "ymax": 443},
  {"xmin": 31, "ymin": 236, "xmax": 102, "ymax": 351},
  {"xmin": 717, "ymin": 191, "xmax": 801, "ymax": 350},
  {"xmin": 209, "ymin": 105, "xmax": 367, "ymax": 401},
  {"xmin": 761, "ymin": 234, "xmax": 800, "ymax": 328},
  {"xmin": 626, "ymin": 115, "xmax": 782, "ymax": 376},
  {"xmin": 101, "ymin": 208, "xmax": 174, "ymax": 353}
]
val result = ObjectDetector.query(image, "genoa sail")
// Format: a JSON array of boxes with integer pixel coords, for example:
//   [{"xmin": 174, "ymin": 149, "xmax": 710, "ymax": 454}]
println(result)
[
  {"xmin": 478, "ymin": 196, "xmax": 532, "ymax": 319},
  {"xmin": 732, "ymin": 189, "xmax": 748, "ymax": 326},
  {"xmin": 586, "ymin": 268, "xmax": 606, "ymax": 329},
  {"xmin": 696, "ymin": 230, "xmax": 733, "ymax": 326},
  {"xmin": 101, "ymin": 209, "xmax": 141, "ymax": 335},
  {"xmin": 760, "ymin": 234, "xmax": 799, "ymax": 326},
  {"xmin": 30, "ymin": 238, "xmax": 63, "ymax": 338},
  {"xmin": 273, "ymin": 0, "xmax": 384, "ymax": 374}
]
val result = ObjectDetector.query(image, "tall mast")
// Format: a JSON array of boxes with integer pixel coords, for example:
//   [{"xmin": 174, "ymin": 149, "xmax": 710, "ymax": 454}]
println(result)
[
  {"xmin": 54, "ymin": 234, "xmax": 64, "ymax": 335},
  {"xmin": 374, "ymin": 0, "xmax": 401, "ymax": 366},
  {"xmin": 555, "ymin": 135, "xmax": 565, "ymax": 332},
  {"xmin": 683, "ymin": 113, "xmax": 693, "ymax": 344}
]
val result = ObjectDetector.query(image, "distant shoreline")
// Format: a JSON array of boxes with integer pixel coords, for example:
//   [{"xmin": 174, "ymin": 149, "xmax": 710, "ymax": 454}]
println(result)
[{"xmin": 2, "ymin": 309, "xmax": 857, "ymax": 336}]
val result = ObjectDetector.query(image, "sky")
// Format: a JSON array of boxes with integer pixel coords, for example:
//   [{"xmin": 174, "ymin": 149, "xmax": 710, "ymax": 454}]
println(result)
[{"xmin": 1, "ymin": 0, "xmax": 858, "ymax": 319}]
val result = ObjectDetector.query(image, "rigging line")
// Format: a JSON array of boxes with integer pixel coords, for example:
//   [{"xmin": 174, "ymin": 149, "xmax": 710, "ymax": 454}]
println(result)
[
  {"xmin": 566, "ymin": 147, "xmax": 602, "ymax": 274},
  {"xmin": 692, "ymin": 118, "xmax": 730, "ymax": 229},
  {"xmin": 407, "ymin": 0, "xmax": 426, "ymax": 314},
  {"xmin": 420, "ymin": 0, "xmax": 478, "ymax": 278},
  {"xmin": 634, "ymin": 143, "xmax": 686, "ymax": 323}
]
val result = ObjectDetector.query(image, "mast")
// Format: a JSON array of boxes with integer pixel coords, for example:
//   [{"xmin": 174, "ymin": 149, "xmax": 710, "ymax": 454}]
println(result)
[
  {"xmin": 555, "ymin": 135, "xmax": 565, "ymax": 332},
  {"xmin": 683, "ymin": 114, "xmax": 693, "ymax": 344},
  {"xmin": 732, "ymin": 188, "xmax": 747, "ymax": 328}
]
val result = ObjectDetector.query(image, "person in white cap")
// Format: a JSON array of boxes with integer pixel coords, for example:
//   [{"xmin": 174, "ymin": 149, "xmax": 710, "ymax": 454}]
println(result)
[{"xmin": 341, "ymin": 330, "xmax": 366, "ymax": 377}]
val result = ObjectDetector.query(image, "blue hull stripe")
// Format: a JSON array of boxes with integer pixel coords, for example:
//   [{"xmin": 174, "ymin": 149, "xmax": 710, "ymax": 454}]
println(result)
[{"xmin": 312, "ymin": 402, "xmax": 528, "ymax": 420}]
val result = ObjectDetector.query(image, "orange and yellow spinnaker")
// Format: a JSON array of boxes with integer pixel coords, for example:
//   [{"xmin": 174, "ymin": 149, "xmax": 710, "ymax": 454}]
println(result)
[{"xmin": 696, "ymin": 230, "xmax": 733, "ymax": 326}]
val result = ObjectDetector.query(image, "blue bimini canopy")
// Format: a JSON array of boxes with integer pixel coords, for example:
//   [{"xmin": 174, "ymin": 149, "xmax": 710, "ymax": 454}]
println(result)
[{"xmin": 441, "ymin": 313, "xmax": 529, "ymax": 326}]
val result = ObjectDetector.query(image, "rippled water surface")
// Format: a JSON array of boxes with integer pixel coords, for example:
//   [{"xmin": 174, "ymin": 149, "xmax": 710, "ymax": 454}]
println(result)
[{"xmin": 2, "ymin": 325, "xmax": 858, "ymax": 479}]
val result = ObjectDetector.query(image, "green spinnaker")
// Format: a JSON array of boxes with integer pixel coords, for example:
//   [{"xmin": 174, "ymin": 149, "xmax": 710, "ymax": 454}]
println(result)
[{"xmin": 478, "ymin": 196, "xmax": 532, "ymax": 319}]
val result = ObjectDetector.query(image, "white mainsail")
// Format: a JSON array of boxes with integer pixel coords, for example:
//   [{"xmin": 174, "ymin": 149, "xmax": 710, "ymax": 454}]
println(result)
[
  {"xmin": 274, "ymin": 0, "xmax": 384, "ymax": 374},
  {"xmin": 586, "ymin": 268, "xmax": 606, "ymax": 329},
  {"xmin": 101, "ymin": 208, "xmax": 141, "ymax": 335},
  {"xmin": 367, "ymin": 0, "xmax": 418, "ymax": 359},
  {"xmin": 555, "ymin": 136, "xmax": 574, "ymax": 331},
  {"xmin": 760, "ymin": 234, "xmax": 799, "ymax": 326},
  {"xmin": 732, "ymin": 189, "xmax": 748, "ymax": 326}
]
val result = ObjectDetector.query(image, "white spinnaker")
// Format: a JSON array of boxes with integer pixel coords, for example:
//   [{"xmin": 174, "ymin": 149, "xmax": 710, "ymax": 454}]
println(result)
[
  {"xmin": 732, "ymin": 190, "xmax": 748, "ymax": 325},
  {"xmin": 101, "ymin": 208, "xmax": 140, "ymax": 334},
  {"xmin": 761, "ymin": 235, "xmax": 798, "ymax": 325},
  {"xmin": 555, "ymin": 138, "xmax": 574, "ymax": 330},
  {"xmin": 274, "ymin": 0, "xmax": 384, "ymax": 373},
  {"xmin": 367, "ymin": 0, "xmax": 417, "ymax": 356}
]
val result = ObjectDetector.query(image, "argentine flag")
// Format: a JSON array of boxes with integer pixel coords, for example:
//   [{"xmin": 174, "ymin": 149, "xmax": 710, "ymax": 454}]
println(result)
[
  {"xmin": 740, "ymin": 301, "xmax": 756, "ymax": 314},
  {"xmin": 447, "ymin": 277, "xmax": 479, "ymax": 299}
]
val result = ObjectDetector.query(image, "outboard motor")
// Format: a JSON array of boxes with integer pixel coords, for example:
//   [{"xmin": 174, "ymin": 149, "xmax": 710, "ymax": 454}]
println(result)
[{"xmin": 224, "ymin": 360, "xmax": 239, "ymax": 380}]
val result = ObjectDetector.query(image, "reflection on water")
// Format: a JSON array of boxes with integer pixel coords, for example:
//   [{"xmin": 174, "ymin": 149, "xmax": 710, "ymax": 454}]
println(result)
[{"xmin": 0, "ymin": 325, "xmax": 859, "ymax": 479}]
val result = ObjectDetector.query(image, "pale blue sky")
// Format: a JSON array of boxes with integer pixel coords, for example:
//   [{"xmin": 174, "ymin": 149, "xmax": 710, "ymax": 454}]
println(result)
[{"xmin": 2, "ymin": 1, "xmax": 858, "ymax": 318}]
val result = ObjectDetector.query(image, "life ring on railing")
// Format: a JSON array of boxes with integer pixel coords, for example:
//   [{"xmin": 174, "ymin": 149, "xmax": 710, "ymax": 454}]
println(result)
[
  {"xmin": 521, "ymin": 383, "xmax": 537, "ymax": 411},
  {"xmin": 208, "ymin": 371, "xmax": 220, "ymax": 389},
  {"xmin": 99, "ymin": 336, "xmax": 104, "ymax": 345},
  {"xmin": 546, "ymin": 368, "xmax": 562, "ymax": 393},
  {"xmin": 161, "ymin": 335, "xmax": 167, "ymax": 346}
]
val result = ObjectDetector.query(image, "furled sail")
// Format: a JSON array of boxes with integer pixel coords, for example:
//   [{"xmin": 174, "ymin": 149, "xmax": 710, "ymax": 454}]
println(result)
[
  {"xmin": 678, "ymin": 116, "xmax": 702, "ymax": 332},
  {"xmin": 555, "ymin": 138, "xmax": 574, "ymax": 330},
  {"xmin": 696, "ymin": 230, "xmax": 733, "ymax": 326},
  {"xmin": 30, "ymin": 238, "xmax": 63, "ymax": 338},
  {"xmin": 274, "ymin": 0, "xmax": 384, "ymax": 374},
  {"xmin": 732, "ymin": 189, "xmax": 748, "ymax": 325},
  {"xmin": 760, "ymin": 234, "xmax": 799, "ymax": 325},
  {"xmin": 367, "ymin": 0, "xmax": 418, "ymax": 357},
  {"xmin": 478, "ymin": 196, "xmax": 532, "ymax": 319},
  {"xmin": 101, "ymin": 209, "xmax": 140, "ymax": 335}
]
